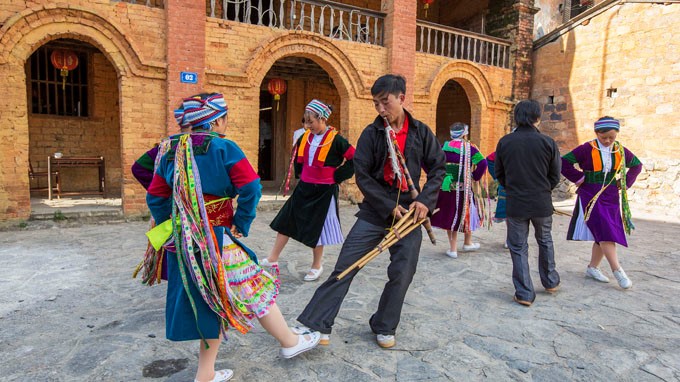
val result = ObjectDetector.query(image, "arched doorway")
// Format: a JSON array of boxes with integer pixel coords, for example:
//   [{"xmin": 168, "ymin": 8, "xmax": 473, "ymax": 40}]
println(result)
[
  {"xmin": 26, "ymin": 38, "xmax": 121, "ymax": 210},
  {"xmin": 258, "ymin": 56, "xmax": 341, "ymax": 190},
  {"xmin": 435, "ymin": 80, "xmax": 472, "ymax": 144}
]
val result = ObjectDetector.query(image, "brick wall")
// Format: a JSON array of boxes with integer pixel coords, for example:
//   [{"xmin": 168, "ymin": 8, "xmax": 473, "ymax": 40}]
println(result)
[
  {"xmin": 436, "ymin": 0, "xmax": 489, "ymax": 32},
  {"xmin": 0, "ymin": 2, "xmax": 168, "ymax": 220},
  {"xmin": 384, "ymin": 0, "xmax": 417, "ymax": 107},
  {"xmin": 0, "ymin": 1, "xmax": 517, "ymax": 220},
  {"xmin": 413, "ymin": 52, "xmax": 514, "ymax": 156},
  {"xmin": 512, "ymin": 0, "xmax": 538, "ymax": 101},
  {"xmin": 486, "ymin": 0, "xmax": 537, "ymax": 102},
  {"xmin": 203, "ymin": 18, "xmax": 388, "ymax": 170},
  {"xmin": 166, "ymin": 0, "xmax": 206, "ymax": 132},
  {"xmin": 486, "ymin": 0, "xmax": 518, "ymax": 40},
  {"xmin": 342, "ymin": 0, "xmax": 381, "ymax": 10}
]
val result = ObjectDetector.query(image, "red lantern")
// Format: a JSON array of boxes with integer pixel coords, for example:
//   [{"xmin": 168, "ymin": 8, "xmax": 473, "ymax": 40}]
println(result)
[
  {"xmin": 421, "ymin": 0, "xmax": 435, "ymax": 18},
  {"xmin": 267, "ymin": 78, "xmax": 287, "ymax": 111},
  {"xmin": 50, "ymin": 50, "xmax": 79, "ymax": 90}
]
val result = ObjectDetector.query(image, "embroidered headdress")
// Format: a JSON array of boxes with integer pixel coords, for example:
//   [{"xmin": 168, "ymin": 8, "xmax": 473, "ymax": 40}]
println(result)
[
  {"xmin": 450, "ymin": 122, "xmax": 469, "ymax": 139},
  {"xmin": 174, "ymin": 93, "xmax": 228, "ymax": 130},
  {"xmin": 594, "ymin": 117, "xmax": 620, "ymax": 132},
  {"xmin": 305, "ymin": 99, "xmax": 332, "ymax": 120}
]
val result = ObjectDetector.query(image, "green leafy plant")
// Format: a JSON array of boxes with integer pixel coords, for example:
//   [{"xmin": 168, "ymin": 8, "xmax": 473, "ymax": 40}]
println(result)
[{"xmin": 53, "ymin": 210, "xmax": 67, "ymax": 221}]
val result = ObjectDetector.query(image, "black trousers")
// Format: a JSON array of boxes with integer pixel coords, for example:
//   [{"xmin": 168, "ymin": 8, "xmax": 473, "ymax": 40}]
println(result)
[
  {"xmin": 506, "ymin": 216, "xmax": 560, "ymax": 302},
  {"xmin": 297, "ymin": 218, "xmax": 422, "ymax": 335}
]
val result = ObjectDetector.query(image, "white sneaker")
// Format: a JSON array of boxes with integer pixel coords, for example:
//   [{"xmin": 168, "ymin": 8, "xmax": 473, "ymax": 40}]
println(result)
[
  {"xmin": 194, "ymin": 369, "xmax": 234, "ymax": 382},
  {"xmin": 503, "ymin": 242, "xmax": 509, "ymax": 249},
  {"xmin": 291, "ymin": 325, "xmax": 330, "ymax": 345},
  {"xmin": 462, "ymin": 243, "xmax": 480, "ymax": 252},
  {"xmin": 613, "ymin": 268, "xmax": 632, "ymax": 289},
  {"xmin": 585, "ymin": 266, "xmax": 610, "ymax": 283},
  {"xmin": 376, "ymin": 334, "xmax": 395, "ymax": 348},
  {"xmin": 445, "ymin": 250, "xmax": 458, "ymax": 258}
]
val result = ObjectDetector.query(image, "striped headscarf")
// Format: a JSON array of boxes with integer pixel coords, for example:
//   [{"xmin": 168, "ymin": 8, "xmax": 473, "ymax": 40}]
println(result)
[
  {"xmin": 174, "ymin": 93, "xmax": 228, "ymax": 130},
  {"xmin": 305, "ymin": 99, "xmax": 332, "ymax": 120},
  {"xmin": 594, "ymin": 117, "xmax": 620, "ymax": 132},
  {"xmin": 450, "ymin": 122, "xmax": 469, "ymax": 139}
]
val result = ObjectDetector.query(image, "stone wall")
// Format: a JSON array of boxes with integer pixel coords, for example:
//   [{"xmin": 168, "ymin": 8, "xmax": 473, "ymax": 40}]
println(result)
[{"xmin": 533, "ymin": 2, "xmax": 680, "ymax": 216}]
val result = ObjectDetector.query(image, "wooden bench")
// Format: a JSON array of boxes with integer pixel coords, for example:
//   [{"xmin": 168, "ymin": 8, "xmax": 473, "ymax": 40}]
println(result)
[
  {"xmin": 48, "ymin": 156, "xmax": 106, "ymax": 200},
  {"xmin": 29, "ymin": 160, "xmax": 61, "ymax": 199}
]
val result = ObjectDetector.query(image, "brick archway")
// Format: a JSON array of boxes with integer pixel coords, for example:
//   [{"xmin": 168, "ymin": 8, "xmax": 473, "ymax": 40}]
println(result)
[
  {"xmin": 248, "ymin": 34, "xmax": 371, "ymax": 133},
  {"xmin": 428, "ymin": 61, "xmax": 498, "ymax": 153},
  {"xmin": 0, "ymin": 6, "xmax": 162, "ymax": 220},
  {"xmin": 245, "ymin": 34, "xmax": 368, "ymax": 174},
  {"xmin": 0, "ymin": 7, "xmax": 163, "ymax": 77},
  {"xmin": 246, "ymin": 33, "xmax": 366, "ymax": 101}
]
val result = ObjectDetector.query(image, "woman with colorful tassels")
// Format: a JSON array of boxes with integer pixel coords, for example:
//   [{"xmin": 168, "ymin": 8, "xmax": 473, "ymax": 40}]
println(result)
[
  {"xmin": 263, "ymin": 99, "xmax": 355, "ymax": 283},
  {"xmin": 430, "ymin": 122, "xmax": 489, "ymax": 259},
  {"xmin": 145, "ymin": 93, "xmax": 320, "ymax": 382},
  {"xmin": 561, "ymin": 116, "xmax": 642, "ymax": 290}
]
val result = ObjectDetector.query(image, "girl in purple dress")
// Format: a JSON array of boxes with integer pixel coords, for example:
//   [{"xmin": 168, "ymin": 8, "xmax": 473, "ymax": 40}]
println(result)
[
  {"xmin": 431, "ymin": 123, "xmax": 488, "ymax": 259},
  {"xmin": 561, "ymin": 117, "xmax": 642, "ymax": 289}
]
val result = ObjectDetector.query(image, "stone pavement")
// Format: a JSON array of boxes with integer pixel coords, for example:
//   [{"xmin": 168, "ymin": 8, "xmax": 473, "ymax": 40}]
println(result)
[{"xmin": 1, "ymin": 205, "xmax": 679, "ymax": 382}]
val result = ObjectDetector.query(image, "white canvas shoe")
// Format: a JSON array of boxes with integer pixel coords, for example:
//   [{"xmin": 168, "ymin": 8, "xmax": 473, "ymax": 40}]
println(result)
[
  {"xmin": 585, "ymin": 266, "xmax": 610, "ymax": 283},
  {"xmin": 194, "ymin": 369, "xmax": 233, "ymax": 382},
  {"xmin": 462, "ymin": 243, "xmax": 480, "ymax": 252},
  {"xmin": 445, "ymin": 250, "xmax": 458, "ymax": 259},
  {"xmin": 613, "ymin": 268, "xmax": 632, "ymax": 289}
]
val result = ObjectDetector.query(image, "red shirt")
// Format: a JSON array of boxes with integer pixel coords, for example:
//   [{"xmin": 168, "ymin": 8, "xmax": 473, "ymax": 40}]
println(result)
[{"xmin": 383, "ymin": 117, "xmax": 409, "ymax": 191}]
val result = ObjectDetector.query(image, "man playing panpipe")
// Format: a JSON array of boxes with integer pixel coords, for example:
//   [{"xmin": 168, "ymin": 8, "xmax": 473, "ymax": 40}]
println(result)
[{"xmin": 293, "ymin": 74, "xmax": 445, "ymax": 349}]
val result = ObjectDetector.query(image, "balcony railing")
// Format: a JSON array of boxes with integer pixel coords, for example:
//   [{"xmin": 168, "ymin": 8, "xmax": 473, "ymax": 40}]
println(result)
[
  {"xmin": 208, "ymin": 0, "xmax": 385, "ymax": 46},
  {"xmin": 417, "ymin": 21, "xmax": 511, "ymax": 69},
  {"xmin": 112, "ymin": 0, "xmax": 164, "ymax": 8}
]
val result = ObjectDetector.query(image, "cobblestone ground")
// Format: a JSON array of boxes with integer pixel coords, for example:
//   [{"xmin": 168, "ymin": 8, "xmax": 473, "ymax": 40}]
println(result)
[{"xmin": 1, "ymin": 205, "xmax": 679, "ymax": 381}]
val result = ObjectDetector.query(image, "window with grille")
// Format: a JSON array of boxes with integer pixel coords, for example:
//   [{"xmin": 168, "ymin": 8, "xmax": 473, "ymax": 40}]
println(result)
[{"xmin": 28, "ymin": 46, "xmax": 89, "ymax": 117}]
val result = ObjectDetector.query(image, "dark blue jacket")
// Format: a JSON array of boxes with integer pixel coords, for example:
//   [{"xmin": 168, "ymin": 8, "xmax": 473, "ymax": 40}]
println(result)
[{"xmin": 495, "ymin": 125, "xmax": 561, "ymax": 218}]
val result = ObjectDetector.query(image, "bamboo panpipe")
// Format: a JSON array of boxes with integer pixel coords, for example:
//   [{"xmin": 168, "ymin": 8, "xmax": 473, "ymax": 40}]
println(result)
[
  {"xmin": 389, "ymin": 208, "xmax": 414, "ymax": 240},
  {"xmin": 336, "ymin": 208, "xmax": 439, "ymax": 280},
  {"xmin": 382, "ymin": 116, "xmax": 437, "ymax": 245},
  {"xmin": 355, "ymin": 217, "xmax": 428, "ymax": 269},
  {"xmin": 336, "ymin": 215, "xmax": 428, "ymax": 280}
]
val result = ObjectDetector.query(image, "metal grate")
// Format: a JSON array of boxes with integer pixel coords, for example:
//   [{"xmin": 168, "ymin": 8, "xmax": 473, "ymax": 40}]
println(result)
[{"xmin": 28, "ymin": 45, "xmax": 89, "ymax": 117}]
